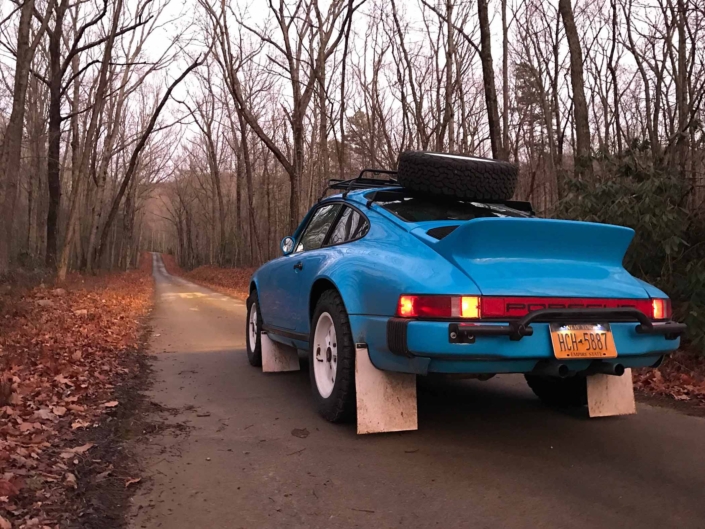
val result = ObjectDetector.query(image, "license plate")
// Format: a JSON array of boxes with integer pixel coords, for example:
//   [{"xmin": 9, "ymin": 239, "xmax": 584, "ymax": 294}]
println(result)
[{"xmin": 549, "ymin": 323, "xmax": 617, "ymax": 359}]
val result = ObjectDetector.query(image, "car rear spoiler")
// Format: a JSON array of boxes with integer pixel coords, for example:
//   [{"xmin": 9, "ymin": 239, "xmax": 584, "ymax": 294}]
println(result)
[{"xmin": 432, "ymin": 217, "xmax": 635, "ymax": 266}]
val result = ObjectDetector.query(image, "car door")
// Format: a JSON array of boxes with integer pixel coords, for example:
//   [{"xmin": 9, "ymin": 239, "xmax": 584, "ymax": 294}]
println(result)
[
  {"xmin": 286, "ymin": 203, "xmax": 343, "ymax": 332},
  {"xmin": 258, "ymin": 204, "xmax": 340, "ymax": 330},
  {"xmin": 257, "ymin": 256, "xmax": 300, "ymax": 330},
  {"xmin": 293, "ymin": 205, "xmax": 369, "ymax": 335}
]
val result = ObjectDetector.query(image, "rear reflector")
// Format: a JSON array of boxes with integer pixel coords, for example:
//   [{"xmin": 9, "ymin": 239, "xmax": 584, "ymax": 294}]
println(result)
[
  {"xmin": 397, "ymin": 295, "xmax": 670, "ymax": 320},
  {"xmin": 481, "ymin": 297, "xmax": 656, "ymax": 319}
]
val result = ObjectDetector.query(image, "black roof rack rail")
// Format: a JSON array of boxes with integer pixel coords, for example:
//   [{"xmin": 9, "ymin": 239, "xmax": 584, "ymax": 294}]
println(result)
[
  {"xmin": 321, "ymin": 168, "xmax": 400, "ymax": 201},
  {"xmin": 494, "ymin": 200, "xmax": 534, "ymax": 215},
  {"xmin": 361, "ymin": 189, "xmax": 535, "ymax": 214}
]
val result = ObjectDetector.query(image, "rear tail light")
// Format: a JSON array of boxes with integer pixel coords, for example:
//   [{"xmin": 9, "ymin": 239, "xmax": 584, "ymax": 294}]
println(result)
[
  {"xmin": 396, "ymin": 295, "xmax": 481, "ymax": 319},
  {"xmin": 651, "ymin": 299, "xmax": 671, "ymax": 320},
  {"xmin": 461, "ymin": 296, "xmax": 481, "ymax": 318},
  {"xmin": 397, "ymin": 295, "xmax": 671, "ymax": 320}
]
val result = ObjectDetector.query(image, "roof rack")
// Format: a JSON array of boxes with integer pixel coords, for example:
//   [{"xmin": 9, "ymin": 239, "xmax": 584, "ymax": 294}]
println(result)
[
  {"xmin": 323, "ymin": 168, "xmax": 400, "ymax": 200},
  {"xmin": 320, "ymin": 169, "xmax": 535, "ymax": 215},
  {"xmin": 362, "ymin": 188, "xmax": 535, "ymax": 214}
]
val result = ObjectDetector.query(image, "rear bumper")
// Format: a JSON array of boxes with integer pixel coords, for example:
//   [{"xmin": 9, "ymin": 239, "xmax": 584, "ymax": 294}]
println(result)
[
  {"xmin": 349, "ymin": 312, "xmax": 683, "ymax": 376},
  {"xmin": 443, "ymin": 308, "xmax": 685, "ymax": 342}
]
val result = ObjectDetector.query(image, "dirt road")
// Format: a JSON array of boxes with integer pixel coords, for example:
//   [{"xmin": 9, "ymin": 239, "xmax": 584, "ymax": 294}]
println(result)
[{"xmin": 130, "ymin": 254, "xmax": 705, "ymax": 528}]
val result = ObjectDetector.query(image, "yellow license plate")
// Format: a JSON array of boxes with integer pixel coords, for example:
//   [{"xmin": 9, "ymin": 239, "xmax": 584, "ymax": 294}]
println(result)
[{"xmin": 549, "ymin": 323, "xmax": 617, "ymax": 359}]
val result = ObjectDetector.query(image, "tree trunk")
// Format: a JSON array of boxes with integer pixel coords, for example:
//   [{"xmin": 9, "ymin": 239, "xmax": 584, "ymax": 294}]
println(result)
[
  {"xmin": 608, "ymin": 0, "xmax": 623, "ymax": 156},
  {"xmin": 501, "ymin": 0, "xmax": 509, "ymax": 158},
  {"xmin": 558, "ymin": 0, "xmax": 592, "ymax": 177},
  {"xmin": 0, "ymin": 0, "xmax": 37, "ymax": 273},
  {"xmin": 442, "ymin": 0, "xmax": 455, "ymax": 152},
  {"xmin": 238, "ymin": 112, "xmax": 262, "ymax": 265},
  {"xmin": 477, "ymin": 0, "xmax": 505, "ymax": 159},
  {"xmin": 45, "ymin": 0, "xmax": 70, "ymax": 268},
  {"xmin": 675, "ymin": 0, "xmax": 688, "ymax": 177},
  {"xmin": 57, "ymin": 55, "xmax": 83, "ymax": 280}
]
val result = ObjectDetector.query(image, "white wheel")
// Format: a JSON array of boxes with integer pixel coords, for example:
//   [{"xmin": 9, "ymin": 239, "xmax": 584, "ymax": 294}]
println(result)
[
  {"xmin": 312, "ymin": 312, "xmax": 338, "ymax": 399},
  {"xmin": 248, "ymin": 302, "xmax": 258, "ymax": 351},
  {"xmin": 246, "ymin": 293, "xmax": 262, "ymax": 367},
  {"xmin": 309, "ymin": 290, "xmax": 355, "ymax": 422}
]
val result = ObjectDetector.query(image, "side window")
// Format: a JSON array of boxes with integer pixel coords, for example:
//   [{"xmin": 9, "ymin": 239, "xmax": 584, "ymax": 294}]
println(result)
[
  {"xmin": 295, "ymin": 204, "xmax": 342, "ymax": 253},
  {"xmin": 326, "ymin": 207, "xmax": 369, "ymax": 246}
]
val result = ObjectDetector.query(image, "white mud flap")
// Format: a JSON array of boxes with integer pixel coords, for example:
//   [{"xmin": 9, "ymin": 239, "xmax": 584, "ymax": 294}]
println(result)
[
  {"xmin": 355, "ymin": 345, "xmax": 418, "ymax": 434},
  {"xmin": 261, "ymin": 333, "xmax": 300, "ymax": 373},
  {"xmin": 587, "ymin": 368, "xmax": 636, "ymax": 417}
]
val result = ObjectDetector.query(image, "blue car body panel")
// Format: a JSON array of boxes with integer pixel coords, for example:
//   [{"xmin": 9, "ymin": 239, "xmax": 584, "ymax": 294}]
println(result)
[
  {"xmin": 251, "ymin": 188, "xmax": 679, "ymax": 374},
  {"xmin": 348, "ymin": 316, "xmax": 674, "ymax": 375}
]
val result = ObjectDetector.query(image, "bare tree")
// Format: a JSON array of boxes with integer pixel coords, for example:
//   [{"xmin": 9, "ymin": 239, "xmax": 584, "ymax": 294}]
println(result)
[
  {"xmin": 558, "ymin": 0, "xmax": 592, "ymax": 176},
  {"xmin": 0, "ymin": 0, "xmax": 54, "ymax": 273}
]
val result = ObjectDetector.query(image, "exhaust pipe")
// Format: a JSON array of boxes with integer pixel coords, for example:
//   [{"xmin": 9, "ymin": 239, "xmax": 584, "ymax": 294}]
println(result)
[
  {"xmin": 590, "ymin": 361, "xmax": 625, "ymax": 376},
  {"xmin": 531, "ymin": 361, "xmax": 572, "ymax": 378}
]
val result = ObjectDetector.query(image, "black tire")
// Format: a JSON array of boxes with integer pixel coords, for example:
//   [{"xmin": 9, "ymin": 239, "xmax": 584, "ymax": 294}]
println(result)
[
  {"xmin": 524, "ymin": 374, "xmax": 588, "ymax": 407},
  {"xmin": 246, "ymin": 291, "xmax": 262, "ymax": 367},
  {"xmin": 397, "ymin": 150, "xmax": 518, "ymax": 201},
  {"xmin": 309, "ymin": 290, "xmax": 356, "ymax": 423}
]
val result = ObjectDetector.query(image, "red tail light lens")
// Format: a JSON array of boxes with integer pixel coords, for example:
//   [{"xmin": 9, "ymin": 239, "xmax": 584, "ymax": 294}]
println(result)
[
  {"xmin": 397, "ymin": 295, "xmax": 670, "ymax": 320},
  {"xmin": 396, "ymin": 295, "xmax": 481, "ymax": 319},
  {"xmin": 651, "ymin": 299, "xmax": 670, "ymax": 320}
]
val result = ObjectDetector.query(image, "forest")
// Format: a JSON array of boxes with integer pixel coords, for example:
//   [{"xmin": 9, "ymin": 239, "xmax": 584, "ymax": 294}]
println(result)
[{"xmin": 0, "ymin": 0, "xmax": 704, "ymax": 342}]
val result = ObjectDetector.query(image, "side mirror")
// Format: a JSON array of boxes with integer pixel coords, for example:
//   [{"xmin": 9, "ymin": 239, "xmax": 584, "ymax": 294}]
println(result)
[{"xmin": 281, "ymin": 236, "xmax": 295, "ymax": 256}]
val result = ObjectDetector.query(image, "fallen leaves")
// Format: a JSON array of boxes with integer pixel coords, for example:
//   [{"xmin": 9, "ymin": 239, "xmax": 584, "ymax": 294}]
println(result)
[
  {"xmin": 0, "ymin": 254, "xmax": 153, "ymax": 527},
  {"xmin": 291, "ymin": 428, "xmax": 309, "ymax": 439},
  {"xmin": 53, "ymin": 374, "xmax": 73, "ymax": 386},
  {"xmin": 70, "ymin": 419, "xmax": 89, "ymax": 430},
  {"xmin": 633, "ymin": 351, "xmax": 705, "ymax": 406},
  {"xmin": 64, "ymin": 473, "xmax": 77, "ymax": 489},
  {"xmin": 0, "ymin": 479, "xmax": 20, "ymax": 497},
  {"xmin": 59, "ymin": 443, "xmax": 94, "ymax": 459},
  {"xmin": 124, "ymin": 477, "xmax": 141, "ymax": 488}
]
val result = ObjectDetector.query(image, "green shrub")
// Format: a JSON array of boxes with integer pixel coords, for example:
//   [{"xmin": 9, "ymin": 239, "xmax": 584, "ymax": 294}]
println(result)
[{"xmin": 554, "ymin": 159, "xmax": 705, "ymax": 353}]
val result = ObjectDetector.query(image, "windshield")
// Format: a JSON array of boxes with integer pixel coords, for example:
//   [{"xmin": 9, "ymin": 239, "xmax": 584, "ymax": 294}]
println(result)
[{"xmin": 373, "ymin": 194, "xmax": 531, "ymax": 222}]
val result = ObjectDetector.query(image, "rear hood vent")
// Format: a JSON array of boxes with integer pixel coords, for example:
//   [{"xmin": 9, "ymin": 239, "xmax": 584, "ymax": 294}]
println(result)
[{"xmin": 427, "ymin": 225, "xmax": 458, "ymax": 240}]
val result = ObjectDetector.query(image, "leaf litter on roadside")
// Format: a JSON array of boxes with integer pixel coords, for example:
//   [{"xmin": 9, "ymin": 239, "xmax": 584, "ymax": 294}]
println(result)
[
  {"xmin": 633, "ymin": 351, "xmax": 705, "ymax": 406},
  {"xmin": 0, "ymin": 257, "xmax": 153, "ymax": 527}
]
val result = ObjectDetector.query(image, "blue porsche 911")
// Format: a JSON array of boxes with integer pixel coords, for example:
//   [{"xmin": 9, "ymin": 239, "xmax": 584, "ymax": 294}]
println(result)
[{"xmin": 246, "ymin": 151, "xmax": 686, "ymax": 423}]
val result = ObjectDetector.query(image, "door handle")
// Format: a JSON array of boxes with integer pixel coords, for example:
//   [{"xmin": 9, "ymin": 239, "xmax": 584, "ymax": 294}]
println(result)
[{"xmin": 294, "ymin": 261, "xmax": 303, "ymax": 271}]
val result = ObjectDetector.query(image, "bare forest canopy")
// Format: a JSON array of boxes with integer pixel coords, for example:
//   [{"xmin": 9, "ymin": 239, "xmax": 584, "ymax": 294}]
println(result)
[{"xmin": 0, "ymin": 0, "xmax": 703, "ymax": 295}]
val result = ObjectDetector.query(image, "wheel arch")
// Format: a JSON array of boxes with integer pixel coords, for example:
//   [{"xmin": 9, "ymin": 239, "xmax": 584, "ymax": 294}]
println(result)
[{"xmin": 309, "ymin": 277, "xmax": 340, "ymax": 322}]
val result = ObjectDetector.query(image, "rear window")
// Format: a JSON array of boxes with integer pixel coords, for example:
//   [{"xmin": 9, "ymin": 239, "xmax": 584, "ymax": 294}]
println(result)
[{"xmin": 374, "ymin": 195, "xmax": 530, "ymax": 222}]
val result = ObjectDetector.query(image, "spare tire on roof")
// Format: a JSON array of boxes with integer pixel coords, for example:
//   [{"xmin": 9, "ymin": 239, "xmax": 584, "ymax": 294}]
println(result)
[{"xmin": 396, "ymin": 151, "xmax": 518, "ymax": 201}]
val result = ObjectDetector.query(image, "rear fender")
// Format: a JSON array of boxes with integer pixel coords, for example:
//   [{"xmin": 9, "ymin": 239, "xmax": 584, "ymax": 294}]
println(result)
[
  {"xmin": 304, "ymin": 216, "xmax": 479, "ymax": 321},
  {"xmin": 321, "ymin": 249, "xmax": 480, "ymax": 317}
]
